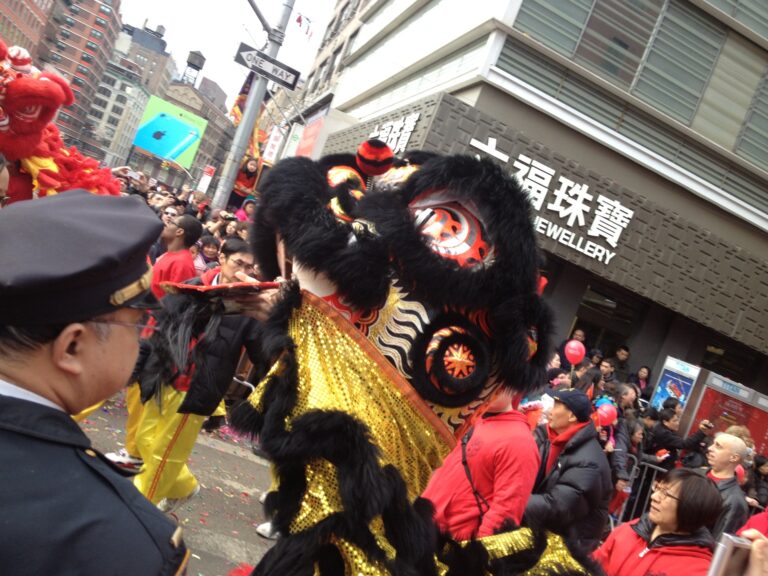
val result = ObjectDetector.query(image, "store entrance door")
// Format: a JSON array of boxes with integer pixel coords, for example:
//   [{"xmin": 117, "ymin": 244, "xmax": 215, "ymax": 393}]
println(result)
[{"xmin": 572, "ymin": 283, "xmax": 646, "ymax": 358}]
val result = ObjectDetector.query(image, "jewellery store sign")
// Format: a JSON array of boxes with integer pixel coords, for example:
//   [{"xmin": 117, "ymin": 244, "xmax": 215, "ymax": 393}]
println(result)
[{"xmin": 470, "ymin": 137, "xmax": 634, "ymax": 265}]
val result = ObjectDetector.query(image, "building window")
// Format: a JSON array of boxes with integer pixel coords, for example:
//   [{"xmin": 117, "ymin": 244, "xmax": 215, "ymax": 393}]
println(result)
[
  {"xmin": 55, "ymin": 40, "xmax": 67, "ymax": 50},
  {"xmin": 93, "ymin": 97, "xmax": 108, "ymax": 108},
  {"xmin": 736, "ymin": 77, "xmax": 768, "ymax": 170},
  {"xmin": 99, "ymin": 5, "xmax": 112, "ymax": 14},
  {"xmin": 89, "ymin": 109, "xmax": 104, "ymax": 120},
  {"xmin": 85, "ymin": 41, "xmax": 98, "ymax": 51},
  {"xmin": 72, "ymin": 77, "xmax": 85, "ymax": 86},
  {"xmin": 111, "ymin": 104, "xmax": 124, "ymax": 115},
  {"xmin": 343, "ymin": 31, "xmax": 358, "ymax": 58},
  {"xmin": 107, "ymin": 116, "xmax": 120, "ymax": 126},
  {"xmin": 315, "ymin": 59, "xmax": 328, "ymax": 91},
  {"xmin": 60, "ymin": 29, "xmax": 71, "ymax": 39},
  {"xmin": 69, "ymin": 4, "xmax": 80, "ymax": 13},
  {"xmin": 632, "ymin": 1, "xmax": 725, "ymax": 123},
  {"xmin": 95, "ymin": 17, "xmax": 106, "ymax": 26},
  {"xmin": 514, "ymin": 0, "xmax": 725, "ymax": 123},
  {"xmin": 328, "ymin": 48, "xmax": 342, "ymax": 79},
  {"xmin": 81, "ymin": 52, "xmax": 94, "ymax": 63},
  {"xmin": 51, "ymin": 52, "xmax": 62, "ymax": 62},
  {"xmin": 707, "ymin": 0, "xmax": 768, "ymax": 38},
  {"xmin": 63, "ymin": 16, "xmax": 75, "ymax": 26},
  {"xmin": 573, "ymin": 0, "xmax": 663, "ymax": 88},
  {"xmin": 103, "ymin": 76, "xmax": 116, "ymax": 86},
  {"xmin": 115, "ymin": 94, "xmax": 127, "ymax": 104},
  {"xmin": 96, "ymin": 86, "xmax": 111, "ymax": 97},
  {"xmin": 77, "ymin": 64, "xmax": 89, "ymax": 75},
  {"xmin": 515, "ymin": 0, "xmax": 592, "ymax": 55},
  {"xmin": 90, "ymin": 29, "xmax": 103, "ymax": 39}
]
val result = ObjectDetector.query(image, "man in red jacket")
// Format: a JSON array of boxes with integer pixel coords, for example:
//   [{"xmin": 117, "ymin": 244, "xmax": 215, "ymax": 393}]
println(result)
[
  {"xmin": 150, "ymin": 214, "xmax": 203, "ymax": 298},
  {"xmin": 421, "ymin": 388, "xmax": 540, "ymax": 540}
]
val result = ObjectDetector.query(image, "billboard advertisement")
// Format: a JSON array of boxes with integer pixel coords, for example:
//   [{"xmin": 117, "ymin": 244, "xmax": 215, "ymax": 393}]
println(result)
[
  {"xmin": 650, "ymin": 357, "xmax": 701, "ymax": 410},
  {"xmin": 691, "ymin": 384, "xmax": 768, "ymax": 456},
  {"xmin": 132, "ymin": 96, "xmax": 208, "ymax": 170}
]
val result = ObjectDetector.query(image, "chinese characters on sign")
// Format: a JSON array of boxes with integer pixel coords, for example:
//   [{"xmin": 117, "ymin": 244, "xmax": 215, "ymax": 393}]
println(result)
[
  {"xmin": 469, "ymin": 138, "xmax": 634, "ymax": 265},
  {"xmin": 370, "ymin": 113, "xmax": 420, "ymax": 154}
]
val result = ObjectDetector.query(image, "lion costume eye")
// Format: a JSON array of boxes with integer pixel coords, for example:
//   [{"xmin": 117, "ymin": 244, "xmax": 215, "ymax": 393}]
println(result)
[
  {"xmin": 15, "ymin": 104, "xmax": 42, "ymax": 122},
  {"xmin": 412, "ymin": 199, "xmax": 494, "ymax": 268}
]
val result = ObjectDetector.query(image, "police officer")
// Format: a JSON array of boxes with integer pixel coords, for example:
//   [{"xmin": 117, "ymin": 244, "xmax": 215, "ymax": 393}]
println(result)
[{"xmin": 0, "ymin": 190, "xmax": 189, "ymax": 575}]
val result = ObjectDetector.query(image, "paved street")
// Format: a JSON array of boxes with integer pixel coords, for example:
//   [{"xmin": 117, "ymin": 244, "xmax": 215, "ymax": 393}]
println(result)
[{"xmin": 80, "ymin": 393, "xmax": 275, "ymax": 576}]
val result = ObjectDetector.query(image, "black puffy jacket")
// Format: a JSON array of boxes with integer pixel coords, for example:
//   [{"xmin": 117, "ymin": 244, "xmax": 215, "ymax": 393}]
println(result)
[
  {"xmin": 524, "ymin": 423, "xmax": 613, "ymax": 552},
  {"xmin": 644, "ymin": 423, "xmax": 706, "ymax": 471},
  {"xmin": 137, "ymin": 274, "xmax": 264, "ymax": 416}
]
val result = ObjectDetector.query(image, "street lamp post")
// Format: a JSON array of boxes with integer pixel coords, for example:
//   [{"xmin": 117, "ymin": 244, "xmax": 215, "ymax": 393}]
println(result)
[{"xmin": 212, "ymin": 0, "xmax": 296, "ymax": 209}]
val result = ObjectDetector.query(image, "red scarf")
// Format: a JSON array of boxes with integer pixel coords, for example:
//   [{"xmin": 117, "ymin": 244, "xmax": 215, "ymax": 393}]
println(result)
[{"xmin": 545, "ymin": 421, "xmax": 590, "ymax": 475}]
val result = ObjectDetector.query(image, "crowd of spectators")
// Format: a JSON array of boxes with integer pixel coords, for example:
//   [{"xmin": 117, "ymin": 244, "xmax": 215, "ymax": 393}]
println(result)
[{"xmin": 430, "ymin": 326, "xmax": 768, "ymax": 575}]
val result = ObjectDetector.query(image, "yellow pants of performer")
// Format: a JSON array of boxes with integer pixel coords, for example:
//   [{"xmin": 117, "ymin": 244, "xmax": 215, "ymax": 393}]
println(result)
[
  {"xmin": 211, "ymin": 400, "xmax": 226, "ymax": 418},
  {"xmin": 134, "ymin": 386, "xmax": 205, "ymax": 504},
  {"xmin": 125, "ymin": 383, "xmax": 144, "ymax": 458},
  {"xmin": 72, "ymin": 401, "xmax": 104, "ymax": 422}
]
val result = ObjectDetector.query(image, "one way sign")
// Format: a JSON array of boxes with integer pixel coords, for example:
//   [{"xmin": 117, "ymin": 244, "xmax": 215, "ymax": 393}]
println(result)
[{"xmin": 234, "ymin": 42, "xmax": 300, "ymax": 91}]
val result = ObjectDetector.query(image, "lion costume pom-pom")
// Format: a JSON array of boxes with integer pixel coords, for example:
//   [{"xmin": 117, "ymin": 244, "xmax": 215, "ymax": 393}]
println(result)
[{"xmin": 0, "ymin": 37, "xmax": 120, "ymax": 204}]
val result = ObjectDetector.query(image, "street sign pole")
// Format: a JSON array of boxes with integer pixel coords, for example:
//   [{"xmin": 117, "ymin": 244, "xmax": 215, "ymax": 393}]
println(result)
[{"xmin": 212, "ymin": 0, "xmax": 296, "ymax": 209}]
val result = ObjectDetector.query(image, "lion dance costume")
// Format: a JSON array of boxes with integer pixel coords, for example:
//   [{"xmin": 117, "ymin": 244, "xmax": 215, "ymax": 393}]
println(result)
[
  {"xmin": 184, "ymin": 139, "xmax": 600, "ymax": 576},
  {"xmin": 0, "ymin": 37, "xmax": 119, "ymax": 204}
]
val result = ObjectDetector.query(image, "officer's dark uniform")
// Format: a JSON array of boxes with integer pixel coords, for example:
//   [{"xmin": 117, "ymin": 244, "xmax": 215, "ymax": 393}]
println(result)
[{"xmin": 0, "ymin": 190, "xmax": 189, "ymax": 575}]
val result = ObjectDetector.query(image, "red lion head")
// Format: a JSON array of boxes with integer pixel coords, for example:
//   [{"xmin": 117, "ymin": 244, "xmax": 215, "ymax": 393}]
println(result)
[
  {"xmin": 0, "ymin": 38, "xmax": 119, "ymax": 203},
  {"xmin": 0, "ymin": 39, "xmax": 74, "ymax": 161}
]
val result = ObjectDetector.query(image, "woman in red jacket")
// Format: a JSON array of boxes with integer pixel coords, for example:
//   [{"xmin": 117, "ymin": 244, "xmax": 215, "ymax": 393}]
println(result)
[{"xmin": 594, "ymin": 468, "xmax": 723, "ymax": 576}]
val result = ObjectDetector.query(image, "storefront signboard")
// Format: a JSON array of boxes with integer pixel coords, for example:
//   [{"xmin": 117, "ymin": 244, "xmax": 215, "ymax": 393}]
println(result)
[
  {"xmin": 469, "ymin": 138, "xmax": 634, "ymax": 265},
  {"xmin": 369, "ymin": 113, "xmax": 420, "ymax": 154}
]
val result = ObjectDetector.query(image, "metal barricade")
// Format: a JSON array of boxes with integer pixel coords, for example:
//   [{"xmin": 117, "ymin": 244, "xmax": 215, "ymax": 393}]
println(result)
[
  {"xmin": 624, "ymin": 461, "xmax": 669, "ymax": 522},
  {"xmin": 609, "ymin": 453, "xmax": 639, "ymax": 530}
]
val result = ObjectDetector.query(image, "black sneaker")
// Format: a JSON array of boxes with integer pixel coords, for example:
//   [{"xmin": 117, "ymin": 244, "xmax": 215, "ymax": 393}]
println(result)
[{"xmin": 202, "ymin": 415, "xmax": 225, "ymax": 432}]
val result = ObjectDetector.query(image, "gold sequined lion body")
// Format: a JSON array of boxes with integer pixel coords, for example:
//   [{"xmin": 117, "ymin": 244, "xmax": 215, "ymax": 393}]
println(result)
[{"xmin": 230, "ymin": 146, "xmax": 600, "ymax": 575}]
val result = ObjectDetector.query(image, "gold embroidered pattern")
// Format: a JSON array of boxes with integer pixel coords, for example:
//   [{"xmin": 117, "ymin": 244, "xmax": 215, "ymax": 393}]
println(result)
[{"xmin": 478, "ymin": 529, "xmax": 590, "ymax": 575}]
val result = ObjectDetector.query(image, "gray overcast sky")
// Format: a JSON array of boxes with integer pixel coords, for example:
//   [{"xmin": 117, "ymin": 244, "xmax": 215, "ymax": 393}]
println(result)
[{"xmin": 118, "ymin": 0, "xmax": 335, "ymax": 108}]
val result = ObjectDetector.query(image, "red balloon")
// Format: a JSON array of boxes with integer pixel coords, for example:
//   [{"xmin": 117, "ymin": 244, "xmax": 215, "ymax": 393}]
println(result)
[
  {"xmin": 597, "ymin": 403, "xmax": 618, "ymax": 427},
  {"xmin": 563, "ymin": 339, "xmax": 586, "ymax": 365}
]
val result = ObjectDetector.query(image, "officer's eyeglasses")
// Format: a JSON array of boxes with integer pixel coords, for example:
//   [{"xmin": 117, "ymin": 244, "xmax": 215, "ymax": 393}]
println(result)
[
  {"xmin": 651, "ymin": 482, "xmax": 680, "ymax": 502},
  {"xmin": 0, "ymin": 196, "xmax": 9, "ymax": 208},
  {"xmin": 88, "ymin": 320, "xmax": 157, "ymax": 337}
]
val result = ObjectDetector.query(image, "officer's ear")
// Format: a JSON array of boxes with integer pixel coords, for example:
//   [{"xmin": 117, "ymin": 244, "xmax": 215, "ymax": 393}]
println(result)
[{"xmin": 51, "ymin": 323, "xmax": 87, "ymax": 376}]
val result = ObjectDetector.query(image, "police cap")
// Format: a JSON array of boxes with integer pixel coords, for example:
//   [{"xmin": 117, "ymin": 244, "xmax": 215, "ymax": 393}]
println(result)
[{"xmin": 0, "ymin": 190, "xmax": 162, "ymax": 325}]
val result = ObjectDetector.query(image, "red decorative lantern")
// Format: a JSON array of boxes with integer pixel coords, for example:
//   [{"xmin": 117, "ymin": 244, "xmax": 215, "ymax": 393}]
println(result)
[{"xmin": 563, "ymin": 339, "xmax": 586, "ymax": 366}]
